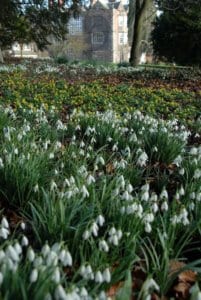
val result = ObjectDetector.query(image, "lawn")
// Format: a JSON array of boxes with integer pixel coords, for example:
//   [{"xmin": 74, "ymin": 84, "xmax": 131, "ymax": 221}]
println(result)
[{"xmin": 0, "ymin": 61, "xmax": 200, "ymax": 299}]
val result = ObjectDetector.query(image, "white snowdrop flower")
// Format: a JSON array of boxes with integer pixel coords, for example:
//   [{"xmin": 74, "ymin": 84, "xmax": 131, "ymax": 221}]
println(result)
[
  {"xmin": 0, "ymin": 158, "xmax": 4, "ymax": 168},
  {"xmin": 80, "ymin": 287, "xmax": 88, "ymax": 297},
  {"xmin": 49, "ymin": 152, "xmax": 54, "ymax": 159},
  {"xmin": 175, "ymin": 192, "xmax": 180, "ymax": 200},
  {"xmin": 109, "ymin": 227, "xmax": 116, "ymax": 236},
  {"xmin": 122, "ymin": 191, "xmax": 131, "ymax": 201},
  {"xmin": 80, "ymin": 140, "xmax": 85, "ymax": 148},
  {"xmin": 153, "ymin": 146, "xmax": 158, "ymax": 152},
  {"xmin": 95, "ymin": 271, "xmax": 103, "ymax": 283},
  {"xmin": 91, "ymin": 222, "xmax": 99, "ymax": 237},
  {"xmin": 179, "ymin": 186, "xmax": 185, "ymax": 196},
  {"xmin": 160, "ymin": 189, "xmax": 168, "ymax": 199},
  {"xmin": 46, "ymin": 251, "xmax": 58, "ymax": 266},
  {"xmin": 63, "ymin": 251, "xmax": 72, "ymax": 267},
  {"xmin": 14, "ymin": 242, "xmax": 22, "ymax": 255},
  {"xmin": 34, "ymin": 184, "xmax": 39, "ymax": 193},
  {"xmin": 107, "ymin": 136, "xmax": 113, "ymax": 142},
  {"xmin": 119, "ymin": 159, "xmax": 127, "ymax": 169},
  {"xmin": 116, "ymin": 229, "xmax": 123, "ymax": 240},
  {"xmin": 1, "ymin": 217, "xmax": 9, "ymax": 229},
  {"xmin": 91, "ymin": 137, "xmax": 96, "ymax": 144},
  {"xmin": 189, "ymin": 202, "xmax": 195, "ymax": 211},
  {"xmin": 190, "ymin": 192, "xmax": 196, "ymax": 199},
  {"xmin": 103, "ymin": 268, "xmax": 111, "ymax": 283},
  {"xmin": 30, "ymin": 268, "xmax": 38, "ymax": 283},
  {"xmin": 99, "ymin": 240, "xmax": 109, "ymax": 252},
  {"xmin": 144, "ymin": 213, "xmax": 154, "ymax": 223},
  {"xmin": 17, "ymin": 133, "xmax": 23, "ymax": 141},
  {"xmin": 85, "ymin": 265, "xmax": 94, "ymax": 279},
  {"xmin": 196, "ymin": 193, "xmax": 201, "ymax": 202},
  {"xmin": 138, "ymin": 204, "xmax": 143, "ymax": 215},
  {"xmin": 118, "ymin": 175, "xmax": 125, "ymax": 189},
  {"xmin": 111, "ymin": 235, "xmax": 119, "ymax": 246},
  {"xmin": 14, "ymin": 148, "xmax": 18, "ymax": 155},
  {"xmin": 55, "ymin": 169, "xmax": 59, "ymax": 175},
  {"xmin": 42, "ymin": 243, "xmax": 50, "ymax": 257},
  {"xmin": 86, "ymin": 174, "xmax": 95, "ymax": 185},
  {"xmin": 98, "ymin": 156, "xmax": 105, "ymax": 166},
  {"xmin": 50, "ymin": 180, "xmax": 57, "ymax": 191},
  {"xmin": 120, "ymin": 206, "xmax": 126, "ymax": 214},
  {"xmin": 81, "ymin": 185, "xmax": 89, "ymax": 198},
  {"xmin": 20, "ymin": 222, "xmax": 26, "ymax": 230},
  {"xmin": 79, "ymin": 149, "xmax": 85, "ymax": 156},
  {"xmin": 145, "ymin": 223, "xmax": 152, "ymax": 233},
  {"xmin": 179, "ymin": 168, "xmax": 185, "ymax": 175},
  {"xmin": 52, "ymin": 267, "xmax": 60, "ymax": 283},
  {"xmin": 194, "ymin": 169, "xmax": 201, "ymax": 179},
  {"xmin": 143, "ymin": 278, "xmax": 160, "ymax": 292},
  {"xmin": 127, "ymin": 184, "xmax": 133, "ymax": 193},
  {"xmin": 141, "ymin": 191, "xmax": 149, "ymax": 202},
  {"xmin": 27, "ymin": 247, "xmax": 35, "ymax": 262},
  {"xmin": 190, "ymin": 147, "xmax": 198, "ymax": 155},
  {"xmin": 183, "ymin": 217, "xmax": 190, "ymax": 226},
  {"xmin": 141, "ymin": 184, "xmax": 150, "ymax": 192},
  {"xmin": 129, "ymin": 132, "xmax": 138, "ymax": 142},
  {"xmin": 33, "ymin": 256, "xmax": 43, "ymax": 268},
  {"xmin": 0, "ymin": 228, "xmax": 10, "ymax": 240},
  {"xmin": 0, "ymin": 272, "xmax": 3, "ymax": 285},
  {"xmin": 152, "ymin": 202, "xmax": 159, "ymax": 213},
  {"xmin": 7, "ymin": 245, "xmax": 19, "ymax": 262},
  {"xmin": 82, "ymin": 230, "xmax": 91, "ymax": 240},
  {"xmin": 55, "ymin": 284, "xmax": 67, "ymax": 300},
  {"xmin": 137, "ymin": 151, "xmax": 148, "ymax": 167},
  {"xmin": 96, "ymin": 215, "xmax": 105, "ymax": 227},
  {"xmin": 173, "ymin": 155, "xmax": 182, "ymax": 166},
  {"xmin": 63, "ymin": 178, "xmax": 70, "ymax": 187},
  {"xmin": 161, "ymin": 201, "xmax": 168, "ymax": 211},
  {"xmin": 112, "ymin": 144, "xmax": 118, "ymax": 152}
]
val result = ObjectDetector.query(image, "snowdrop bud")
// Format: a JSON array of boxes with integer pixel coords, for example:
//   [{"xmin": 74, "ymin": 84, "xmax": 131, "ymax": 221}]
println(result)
[
  {"xmin": 103, "ymin": 268, "xmax": 111, "ymax": 283},
  {"xmin": 0, "ymin": 228, "xmax": 9, "ymax": 239},
  {"xmin": 21, "ymin": 235, "xmax": 29, "ymax": 246},
  {"xmin": 34, "ymin": 256, "xmax": 43, "ymax": 268},
  {"xmin": 112, "ymin": 235, "xmax": 119, "ymax": 246},
  {"xmin": 63, "ymin": 251, "xmax": 72, "ymax": 267},
  {"xmin": 95, "ymin": 271, "xmax": 103, "ymax": 283},
  {"xmin": 49, "ymin": 153, "xmax": 54, "ymax": 159},
  {"xmin": 7, "ymin": 245, "xmax": 19, "ymax": 262},
  {"xmin": 179, "ymin": 168, "xmax": 185, "ymax": 175},
  {"xmin": 81, "ymin": 185, "xmax": 89, "ymax": 198},
  {"xmin": 127, "ymin": 184, "xmax": 133, "ymax": 193},
  {"xmin": 1, "ymin": 217, "xmax": 9, "ymax": 229},
  {"xmin": 179, "ymin": 186, "xmax": 185, "ymax": 196},
  {"xmin": 27, "ymin": 247, "xmax": 35, "ymax": 262},
  {"xmin": 14, "ymin": 242, "xmax": 22, "ymax": 255},
  {"xmin": 152, "ymin": 202, "xmax": 158, "ymax": 213},
  {"xmin": 30, "ymin": 269, "xmax": 38, "ymax": 283},
  {"xmin": 91, "ymin": 222, "xmax": 99, "ymax": 237},
  {"xmin": 116, "ymin": 229, "xmax": 123, "ymax": 240},
  {"xmin": 190, "ymin": 192, "xmax": 196, "ymax": 199},
  {"xmin": 82, "ymin": 230, "xmax": 91, "ymax": 240},
  {"xmin": 97, "ymin": 215, "xmax": 105, "ymax": 227},
  {"xmin": 20, "ymin": 222, "xmax": 26, "ymax": 230},
  {"xmin": 145, "ymin": 223, "xmax": 152, "ymax": 233}
]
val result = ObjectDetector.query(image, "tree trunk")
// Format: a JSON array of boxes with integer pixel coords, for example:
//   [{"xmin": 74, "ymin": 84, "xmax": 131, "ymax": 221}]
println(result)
[
  {"xmin": 129, "ymin": 0, "xmax": 153, "ymax": 66},
  {"xmin": 0, "ymin": 47, "xmax": 4, "ymax": 63}
]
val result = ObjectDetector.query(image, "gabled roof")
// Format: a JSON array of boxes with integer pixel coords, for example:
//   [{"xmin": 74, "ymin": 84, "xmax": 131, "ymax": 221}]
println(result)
[{"xmin": 92, "ymin": 0, "xmax": 109, "ymax": 10}]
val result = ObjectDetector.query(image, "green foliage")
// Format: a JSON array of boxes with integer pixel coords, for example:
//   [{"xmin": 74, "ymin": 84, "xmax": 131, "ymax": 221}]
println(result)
[{"xmin": 152, "ymin": 0, "xmax": 201, "ymax": 65}]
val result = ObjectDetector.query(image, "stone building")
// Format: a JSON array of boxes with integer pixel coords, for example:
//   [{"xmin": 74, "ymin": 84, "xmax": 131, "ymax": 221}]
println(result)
[{"xmin": 11, "ymin": 0, "xmax": 130, "ymax": 63}]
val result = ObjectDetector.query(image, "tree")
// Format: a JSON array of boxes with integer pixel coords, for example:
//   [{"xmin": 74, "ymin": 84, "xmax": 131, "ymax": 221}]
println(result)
[
  {"xmin": 0, "ymin": 0, "xmax": 81, "ymax": 62},
  {"xmin": 129, "ymin": 0, "xmax": 156, "ymax": 66},
  {"xmin": 152, "ymin": 0, "xmax": 201, "ymax": 65}
]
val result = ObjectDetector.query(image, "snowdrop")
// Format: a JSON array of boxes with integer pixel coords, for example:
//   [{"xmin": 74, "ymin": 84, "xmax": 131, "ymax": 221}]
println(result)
[{"xmin": 30, "ymin": 268, "xmax": 38, "ymax": 283}]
